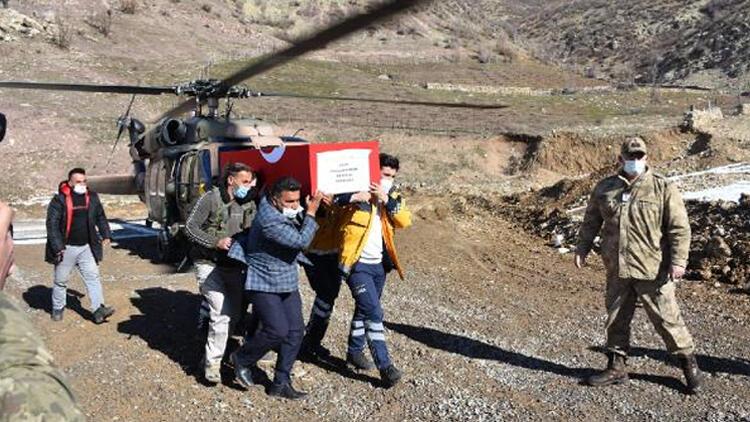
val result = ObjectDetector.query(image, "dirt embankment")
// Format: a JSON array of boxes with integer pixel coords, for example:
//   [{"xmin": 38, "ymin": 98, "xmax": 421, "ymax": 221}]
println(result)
[{"xmin": 472, "ymin": 127, "xmax": 750, "ymax": 288}]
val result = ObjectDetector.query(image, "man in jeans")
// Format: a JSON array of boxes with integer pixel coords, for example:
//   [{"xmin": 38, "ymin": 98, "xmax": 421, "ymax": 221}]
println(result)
[
  {"xmin": 45, "ymin": 168, "xmax": 115, "ymax": 324},
  {"xmin": 184, "ymin": 162, "xmax": 257, "ymax": 384},
  {"xmin": 229, "ymin": 177, "xmax": 323, "ymax": 400}
]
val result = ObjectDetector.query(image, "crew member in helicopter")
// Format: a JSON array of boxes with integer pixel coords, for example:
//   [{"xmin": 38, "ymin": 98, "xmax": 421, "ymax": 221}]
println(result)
[{"xmin": 184, "ymin": 162, "xmax": 258, "ymax": 384}]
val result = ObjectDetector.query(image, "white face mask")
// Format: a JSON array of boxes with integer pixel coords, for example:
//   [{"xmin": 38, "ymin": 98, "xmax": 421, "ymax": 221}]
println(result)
[
  {"xmin": 282, "ymin": 206, "xmax": 302, "ymax": 219},
  {"xmin": 623, "ymin": 159, "xmax": 646, "ymax": 176},
  {"xmin": 380, "ymin": 178, "xmax": 394, "ymax": 194},
  {"xmin": 73, "ymin": 184, "xmax": 87, "ymax": 195}
]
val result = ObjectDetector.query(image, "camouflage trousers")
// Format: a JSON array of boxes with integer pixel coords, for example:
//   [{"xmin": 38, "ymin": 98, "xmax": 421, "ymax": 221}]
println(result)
[
  {"xmin": 604, "ymin": 276, "xmax": 695, "ymax": 356},
  {"xmin": 195, "ymin": 264, "xmax": 244, "ymax": 368},
  {"xmin": 0, "ymin": 293, "xmax": 84, "ymax": 421}
]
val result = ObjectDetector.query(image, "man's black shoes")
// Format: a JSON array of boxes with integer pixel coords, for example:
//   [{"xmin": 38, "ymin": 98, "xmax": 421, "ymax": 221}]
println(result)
[
  {"xmin": 346, "ymin": 351, "xmax": 375, "ymax": 370},
  {"xmin": 379, "ymin": 364, "xmax": 402, "ymax": 388},
  {"xmin": 268, "ymin": 382, "xmax": 308, "ymax": 400},
  {"xmin": 231, "ymin": 352, "xmax": 254, "ymax": 390},
  {"xmin": 299, "ymin": 341, "xmax": 332, "ymax": 363},
  {"xmin": 51, "ymin": 308, "xmax": 64, "ymax": 321},
  {"xmin": 92, "ymin": 305, "xmax": 115, "ymax": 324}
]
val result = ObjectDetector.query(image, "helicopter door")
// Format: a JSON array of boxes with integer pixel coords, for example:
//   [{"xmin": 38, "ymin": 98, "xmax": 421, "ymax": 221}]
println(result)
[{"xmin": 176, "ymin": 151, "xmax": 206, "ymax": 220}]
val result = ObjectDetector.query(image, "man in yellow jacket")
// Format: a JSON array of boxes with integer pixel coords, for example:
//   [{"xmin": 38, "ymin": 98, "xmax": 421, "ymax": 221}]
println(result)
[{"xmin": 337, "ymin": 153, "xmax": 412, "ymax": 387}]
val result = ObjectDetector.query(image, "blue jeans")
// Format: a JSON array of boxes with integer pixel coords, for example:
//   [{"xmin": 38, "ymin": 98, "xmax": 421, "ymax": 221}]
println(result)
[
  {"xmin": 234, "ymin": 290, "xmax": 304, "ymax": 385},
  {"xmin": 302, "ymin": 253, "xmax": 342, "ymax": 347},
  {"xmin": 52, "ymin": 244, "xmax": 105, "ymax": 312},
  {"xmin": 346, "ymin": 262, "xmax": 390, "ymax": 369}
]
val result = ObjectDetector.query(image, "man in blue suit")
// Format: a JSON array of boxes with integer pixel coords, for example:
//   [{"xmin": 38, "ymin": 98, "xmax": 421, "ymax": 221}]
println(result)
[{"xmin": 229, "ymin": 177, "xmax": 324, "ymax": 400}]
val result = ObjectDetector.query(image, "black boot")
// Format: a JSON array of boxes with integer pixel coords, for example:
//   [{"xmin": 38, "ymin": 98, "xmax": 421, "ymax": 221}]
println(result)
[
  {"xmin": 586, "ymin": 353, "xmax": 629, "ymax": 386},
  {"xmin": 346, "ymin": 351, "xmax": 375, "ymax": 370},
  {"xmin": 379, "ymin": 364, "xmax": 402, "ymax": 388},
  {"xmin": 268, "ymin": 382, "xmax": 308, "ymax": 400},
  {"xmin": 679, "ymin": 354, "xmax": 704, "ymax": 395},
  {"xmin": 92, "ymin": 305, "xmax": 115, "ymax": 324},
  {"xmin": 299, "ymin": 339, "xmax": 331, "ymax": 363}
]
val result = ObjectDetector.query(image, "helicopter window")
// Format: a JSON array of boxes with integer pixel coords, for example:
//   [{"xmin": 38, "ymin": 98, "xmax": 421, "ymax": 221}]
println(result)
[{"xmin": 148, "ymin": 162, "xmax": 158, "ymax": 197}]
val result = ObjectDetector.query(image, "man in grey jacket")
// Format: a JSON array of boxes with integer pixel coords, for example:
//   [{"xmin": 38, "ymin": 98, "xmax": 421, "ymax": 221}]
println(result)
[{"xmin": 185, "ymin": 162, "xmax": 257, "ymax": 384}]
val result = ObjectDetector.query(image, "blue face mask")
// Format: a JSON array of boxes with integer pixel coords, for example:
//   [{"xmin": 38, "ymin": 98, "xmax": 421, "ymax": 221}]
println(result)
[
  {"xmin": 235, "ymin": 185, "xmax": 250, "ymax": 199},
  {"xmin": 623, "ymin": 159, "xmax": 646, "ymax": 176}
]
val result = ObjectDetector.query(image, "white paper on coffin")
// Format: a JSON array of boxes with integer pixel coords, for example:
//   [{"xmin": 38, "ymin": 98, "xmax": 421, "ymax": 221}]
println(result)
[{"xmin": 316, "ymin": 149, "xmax": 372, "ymax": 195}]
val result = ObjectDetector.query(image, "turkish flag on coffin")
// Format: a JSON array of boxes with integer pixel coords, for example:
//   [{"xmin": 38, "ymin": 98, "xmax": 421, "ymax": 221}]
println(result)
[{"xmin": 219, "ymin": 141, "xmax": 380, "ymax": 197}]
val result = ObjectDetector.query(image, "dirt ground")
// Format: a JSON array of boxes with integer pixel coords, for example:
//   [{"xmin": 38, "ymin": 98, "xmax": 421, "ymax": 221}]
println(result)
[
  {"xmin": 6, "ymin": 194, "xmax": 750, "ymax": 421},
  {"xmin": 3, "ymin": 2, "xmax": 750, "ymax": 420}
]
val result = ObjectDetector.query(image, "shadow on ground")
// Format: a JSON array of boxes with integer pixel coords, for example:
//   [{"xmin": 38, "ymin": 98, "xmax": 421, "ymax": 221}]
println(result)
[
  {"xmin": 117, "ymin": 287, "xmax": 204, "ymax": 379},
  {"xmin": 299, "ymin": 353, "xmax": 383, "ymax": 388},
  {"xmin": 112, "ymin": 236, "xmax": 191, "ymax": 273},
  {"xmin": 112, "ymin": 237, "xmax": 161, "ymax": 263},
  {"xmin": 384, "ymin": 321, "xmax": 596, "ymax": 381},
  {"xmin": 23, "ymin": 284, "xmax": 91, "ymax": 320}
]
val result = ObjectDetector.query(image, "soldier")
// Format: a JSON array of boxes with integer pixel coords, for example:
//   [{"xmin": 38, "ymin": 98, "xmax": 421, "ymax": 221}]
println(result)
[
  {"xmin": 337, "ymin": 153, "xmax": 412, "ymax": 387},
  {"xmin": 184, "ymin": 162, "xmax": 257, "ymax": 384},
  {"xmin": 46, "ymin": 167, "xmax": 115, "ymax": 324},
  {"xmin": 0, "ymin": 201, "xmax": 85, "ymax": 421},
  {"xmin": 575, "ymin": 137, "xmax": 704, "ymax": 394}
]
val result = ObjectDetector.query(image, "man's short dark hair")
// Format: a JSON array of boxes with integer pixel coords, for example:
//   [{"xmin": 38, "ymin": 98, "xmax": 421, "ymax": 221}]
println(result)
[
  {"xmin": 223, "ymin": 162, "xmax": 254, "ymax": 186},
  {"xmin": 68, "ymin": 168, "xmax": 86, "ymax": 180},
  {"xmin": 379, "ymin": 153, "xmax": 400, "ymax": 171},
  {"xmin": 270, "ymin": 176, "xmax": 301, "ymax": 199}
]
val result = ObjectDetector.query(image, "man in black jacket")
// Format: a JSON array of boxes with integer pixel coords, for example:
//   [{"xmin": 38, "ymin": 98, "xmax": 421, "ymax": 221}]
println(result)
[{"xmin": 46, "ymin": 168, "xmax": 115, "ymax": 324}]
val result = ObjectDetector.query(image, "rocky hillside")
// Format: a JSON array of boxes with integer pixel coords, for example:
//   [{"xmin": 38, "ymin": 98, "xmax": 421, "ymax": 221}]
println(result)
[
  {"xmin": 518, "ymin": 0, "xmax": 750, "ymax": 89},
  {"xmin": 2, "ymin": 0, "xmax": 749, "ymax": 88}
]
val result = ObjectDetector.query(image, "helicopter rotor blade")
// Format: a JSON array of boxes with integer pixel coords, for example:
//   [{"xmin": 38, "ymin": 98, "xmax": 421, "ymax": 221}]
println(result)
[
  {"xmin": 156, "ymin": 0, "xmax": 433, "ymax": 121},
  {"xmin": 107, "ymin": 94, "xmax": 137, "ymax": 169},
  {"xmin": 255, "ymin": 92, "xmax": 508, "ymax": 110},
  {"xmin": 0, "ymin": 81, "xmax": 174, "ymax": 95},
  {"xmin": 152, "ymin": 97, "xmax": 196, "ymax": 123}
]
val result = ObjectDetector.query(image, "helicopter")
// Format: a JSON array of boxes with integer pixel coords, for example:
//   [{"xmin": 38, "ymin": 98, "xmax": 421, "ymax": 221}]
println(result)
[{"xmin": 0, "ymin": 0, "xmax": 504, "ymax": 264}]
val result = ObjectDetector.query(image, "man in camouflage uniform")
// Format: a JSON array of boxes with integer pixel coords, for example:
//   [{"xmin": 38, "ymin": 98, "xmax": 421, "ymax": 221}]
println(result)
[
  {"xmin": 576, "ymin": 137, "xmax": 704, "ymax": 394},
  {"xmin": 185, "ymin": 163, "xmax": 257, "ymax": 384},
  {"xmin": 0, "ymin": 201, "xmax": 85, "ymax": 420}
]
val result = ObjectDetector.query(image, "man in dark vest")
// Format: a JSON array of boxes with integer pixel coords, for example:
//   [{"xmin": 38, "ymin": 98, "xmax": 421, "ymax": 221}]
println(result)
[
  {"xmin": 45, "ymin": 168, "xmax": 115, "ymax": 324},
  {"xmin": 185, "ymin": 162, "xmax": 257, "ymax": 384}
]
